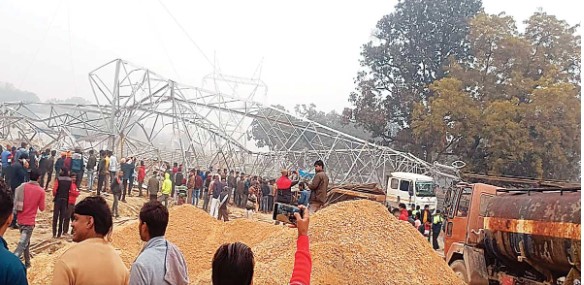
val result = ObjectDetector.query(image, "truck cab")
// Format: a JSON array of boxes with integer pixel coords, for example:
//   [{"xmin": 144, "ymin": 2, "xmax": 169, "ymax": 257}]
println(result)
[
  {"xmin": 443, "ymin": 182, "xmax": 581, "ymax": 285},
  {"xmin": 385, "ymin": 172, "xmax": 437, "ymax": 210},
  {"xmin": 442, "ymin": 183, "xmax": 498, "ymax": 284}
]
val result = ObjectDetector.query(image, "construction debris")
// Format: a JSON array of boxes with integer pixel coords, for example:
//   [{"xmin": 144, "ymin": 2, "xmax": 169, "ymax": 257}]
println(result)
[
  {"xmin": 325, "ymin": 183, "xmax": 386, "ymax": 206},
  {"xmin": 28, "ymin": 200, "xmax": 463, "ymax": 285}
]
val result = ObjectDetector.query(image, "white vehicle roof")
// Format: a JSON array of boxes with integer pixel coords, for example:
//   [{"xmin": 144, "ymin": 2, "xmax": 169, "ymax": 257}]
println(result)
[{"xmin": 390, "ymin": 172, "xmax": 433, "ymax": 182}]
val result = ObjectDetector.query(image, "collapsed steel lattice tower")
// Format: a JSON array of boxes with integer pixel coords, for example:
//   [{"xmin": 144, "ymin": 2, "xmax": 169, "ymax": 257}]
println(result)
[{"xmin": 0, "ymin": 59, "xmax": 439, "ymax": 185}]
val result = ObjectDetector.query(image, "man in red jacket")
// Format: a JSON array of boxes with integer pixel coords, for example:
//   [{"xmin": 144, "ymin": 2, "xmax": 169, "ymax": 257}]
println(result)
[
  {"xmin": 137, "ymin": 161, "xmax": 146, "ymax": 197},
  {"xmin": 211, "ymin": 205, "xmax": 311, "ymax": 285},
  {"xmin": 276, "ymin": 169, "xmax": 299, "ymax": 205},
  {"xmin": 398, "ymin": 203, "xmax": 409, "ymax": 221}
]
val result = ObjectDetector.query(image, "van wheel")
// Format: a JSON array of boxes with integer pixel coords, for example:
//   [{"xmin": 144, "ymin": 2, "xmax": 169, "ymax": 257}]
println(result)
[{"xmin": 450, "ymin": 260, "xmax": 469, "ymax": 283}]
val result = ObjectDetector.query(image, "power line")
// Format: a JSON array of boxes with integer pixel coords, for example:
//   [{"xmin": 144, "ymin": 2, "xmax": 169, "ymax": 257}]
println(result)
[
  {"xmin": 155, "ymin": 0, "xmax": 215, "ymax": 69},
  {"xmin": 17, "ymin": 0, "xmax": 64, "ymax": 89},
  {"xmin": 66, "ymin": 0, "xmax": 78, "ymax": 96}
]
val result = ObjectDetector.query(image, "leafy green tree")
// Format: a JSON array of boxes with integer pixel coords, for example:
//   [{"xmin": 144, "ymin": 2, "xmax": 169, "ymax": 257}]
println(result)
[
  {"xmin": 347, "ymin": 0, "xmax": 482, "ymax": 157},
  {"xmin": 412, "ymin": 11, "xmax": 581, "ymax": 180}
]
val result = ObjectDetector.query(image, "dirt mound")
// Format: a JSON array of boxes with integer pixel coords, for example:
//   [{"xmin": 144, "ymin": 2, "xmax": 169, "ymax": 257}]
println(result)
[{"xmin": 29, "ymin": 201, "xmax": 463, "ymax": 285}]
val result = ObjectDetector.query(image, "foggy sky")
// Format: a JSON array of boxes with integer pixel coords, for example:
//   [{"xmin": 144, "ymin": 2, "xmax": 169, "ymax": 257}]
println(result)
[{"xmin": 0, "ymin": 0, "xmax": 580, "ymax": 113}]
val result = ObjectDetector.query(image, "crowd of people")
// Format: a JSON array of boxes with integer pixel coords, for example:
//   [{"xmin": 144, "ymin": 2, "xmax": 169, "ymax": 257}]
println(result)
[
  {"xmin": 391, "ymin": 203, "xmax": 444, "ymax": 250},
  {"xmin": 0, "ymin": 142, "xmax": 330, "ymax": 285},
  {"xmin": 1, "ymin": 182, "xmax": 313, "ymax": 285},
  {"xmin": 0, "ymin": 141, "xmax": 447, "ymax": 285}
]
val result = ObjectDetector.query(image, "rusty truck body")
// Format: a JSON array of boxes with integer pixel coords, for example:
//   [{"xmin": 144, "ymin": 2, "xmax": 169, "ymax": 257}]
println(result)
[{"xmin": 443, "ymin": 182, "xmax": 581, "ymax": 285}]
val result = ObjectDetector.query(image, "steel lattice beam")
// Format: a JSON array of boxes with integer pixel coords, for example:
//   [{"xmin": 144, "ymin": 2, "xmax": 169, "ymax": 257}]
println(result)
[{"xmin": 0, "ymin": 59, "xmax": 435, "ymax": 186}]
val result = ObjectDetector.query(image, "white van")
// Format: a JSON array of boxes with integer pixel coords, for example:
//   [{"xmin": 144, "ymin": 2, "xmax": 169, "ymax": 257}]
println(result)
[{"xmin": 385, "ymin": 172, "xmax": 437, "ymax": 210}]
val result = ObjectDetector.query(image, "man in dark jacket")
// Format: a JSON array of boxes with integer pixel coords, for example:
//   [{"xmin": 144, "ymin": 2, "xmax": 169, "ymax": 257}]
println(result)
[
  {"xmin": 70, "ymin": 148, "xmax": 84, "ymax": 189},
  {"xmin": 121, "ymin": 158, "xmax": 135, "ymax": 201},
  {"xmin": 307, "ymin": 160, "xmax": 329, "ymax": 214},
  {"xmin": 96, "ymin": 150, "xmax": 108, "ymax": 196},
  {"xmin": 85, "ymin": 150, "xmax": 97, "ymax": 192},
  {"xmin": 8, "ymin": 154, "xmax": 28, "ymax": 229},
  {"xmin": 54, "ymin": 152, "xmax": 65, "ymax": 181},
  {"xmin": 217, "ymin": 186, "xmax": 230, "ymax": 222},
  {"xmin": 52, "ymin": 168, "xmax": 72, "ymax": 238},
  {"xmin": 38, "ymin": 149, "xmax": 50, "ymax": 188},
  {"xmin": 235, "ymin": 173, "xmax": 245, "ymax": 208},
  {"xmin": 9, "ymin": 154, "xmax": 28, "ymax": 193}
]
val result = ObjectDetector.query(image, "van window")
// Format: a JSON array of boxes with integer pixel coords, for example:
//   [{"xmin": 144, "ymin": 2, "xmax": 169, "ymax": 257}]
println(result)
[
  {"xmin": 390, "ymin": 178, "xmax": 399, "ymax": 189},
  {"xmin": 399, "ymin": 180, "xmax": 410, "ymax": 192}
]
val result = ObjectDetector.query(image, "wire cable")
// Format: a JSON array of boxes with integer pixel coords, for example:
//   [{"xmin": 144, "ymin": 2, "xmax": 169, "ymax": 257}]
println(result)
[{"xmin": 17, "ymin": 0, "xmax": 64, "ymax": 89}]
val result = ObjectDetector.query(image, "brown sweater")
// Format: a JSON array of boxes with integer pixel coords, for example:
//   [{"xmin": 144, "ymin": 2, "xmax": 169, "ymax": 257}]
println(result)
[
  {"xmin": 147, "ymin": 177, "xmax": 160, "ymax": 195},
  {"xmin": 52, "ymin": 237, "xmax": 129, "ymax": 285},
  {"xmin": 308, "ymin": 171, "xmax": 329, "ymax": 204}
]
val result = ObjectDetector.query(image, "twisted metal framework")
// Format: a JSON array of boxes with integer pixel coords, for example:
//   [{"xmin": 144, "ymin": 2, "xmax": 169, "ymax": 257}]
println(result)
[{"xmin": 0, "ymin": 59, "xmax": 437, "ymax": 185}]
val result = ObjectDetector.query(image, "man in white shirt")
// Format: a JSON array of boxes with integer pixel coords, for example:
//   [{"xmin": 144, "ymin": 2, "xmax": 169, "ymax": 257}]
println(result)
[{"xmin": 108, "ymin": 151, "xmax": 118, "ymax": 182}]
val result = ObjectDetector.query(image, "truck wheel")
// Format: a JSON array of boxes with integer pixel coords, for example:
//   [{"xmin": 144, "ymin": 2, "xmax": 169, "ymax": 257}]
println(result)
[{"xmin": 450, "ymin": 260, "xmax": 469, "ymax": 283}]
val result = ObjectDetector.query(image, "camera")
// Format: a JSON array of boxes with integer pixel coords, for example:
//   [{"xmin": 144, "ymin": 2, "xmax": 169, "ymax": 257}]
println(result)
[{"xmin": 273, "ymin": 203, "xmax": 304, "ymax": 225}]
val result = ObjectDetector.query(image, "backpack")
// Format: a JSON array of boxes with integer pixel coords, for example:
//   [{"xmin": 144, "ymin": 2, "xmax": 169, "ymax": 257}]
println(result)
[
  {"xmin": 71, "ymin": 159, "xmax": 82, "ymax": 172},
  {"xmin": 175, "ymin": 172, "xmax": 184, "ymax": 185}
]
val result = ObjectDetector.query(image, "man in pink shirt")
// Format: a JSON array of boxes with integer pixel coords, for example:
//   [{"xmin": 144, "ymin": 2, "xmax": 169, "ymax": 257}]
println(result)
[{"xmin": 13, "ymin": 169, "xmax": 45, "ymax": 268}]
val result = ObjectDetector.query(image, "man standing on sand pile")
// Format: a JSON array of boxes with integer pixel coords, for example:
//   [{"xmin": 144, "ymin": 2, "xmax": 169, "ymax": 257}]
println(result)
[
  {"xmin": 307, "ymin": 160, "xmax": 329, "ymax": 214},
  {"xmin": 52, "ymin": 196, "xmax": 129, "ymax": 285},
  {"xmin": 129, "ymin": 201, "xmax": 189, "ymax": 285}
]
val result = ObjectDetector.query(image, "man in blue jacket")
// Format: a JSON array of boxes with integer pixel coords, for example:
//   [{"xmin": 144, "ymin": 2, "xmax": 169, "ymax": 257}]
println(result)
[{"xmin": 0, "ymin": 181, "xmax": 28, "ymax": 285}]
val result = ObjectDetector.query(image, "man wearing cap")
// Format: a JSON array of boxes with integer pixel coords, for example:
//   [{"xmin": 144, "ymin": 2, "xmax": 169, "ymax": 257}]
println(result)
[{"xmin": 52, "ymin": 196, "xmax": 129, "ymax": 285}]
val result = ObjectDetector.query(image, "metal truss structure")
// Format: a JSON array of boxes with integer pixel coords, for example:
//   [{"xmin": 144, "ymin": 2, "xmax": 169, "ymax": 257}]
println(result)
[{"xmin": 0, "ymin": 59, "xmax": 453, "ymax": 186}]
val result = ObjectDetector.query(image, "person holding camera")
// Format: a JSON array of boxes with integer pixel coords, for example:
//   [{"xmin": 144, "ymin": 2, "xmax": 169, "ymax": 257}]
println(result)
[
  {"xmin": 212, "ymin": 205, "xmax": 312, "ymax": 285},
  {"xmin": 276, "ymin": 169, "xmax": 299, "ymax": 205}
]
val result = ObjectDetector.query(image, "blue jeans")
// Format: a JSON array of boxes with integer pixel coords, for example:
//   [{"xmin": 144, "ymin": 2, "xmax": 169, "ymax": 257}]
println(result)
[
  {"xmin": 262, "ymin": 196, "xmax": 269, "ymax": 212},
  {"xmin": 14, "ymin": 225, "xmax": 34, "ymax": 266},
  {"xmin": 192, "ymin": 189, "xmax": 200, "ymax": 206},
  {"xmin": 86, "ymin": 170, "xmax": 95, "ymax": 191}
]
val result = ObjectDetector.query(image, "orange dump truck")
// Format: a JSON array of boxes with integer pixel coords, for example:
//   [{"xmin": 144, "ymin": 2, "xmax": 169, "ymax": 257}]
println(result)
[{"xmin": 443, "ymin": 183, "xmax": 580, "ymax": 285}]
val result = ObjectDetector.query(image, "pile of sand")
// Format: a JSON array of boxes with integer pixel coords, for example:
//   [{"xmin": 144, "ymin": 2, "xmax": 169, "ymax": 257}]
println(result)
[{"xmin": 29, "ymin": 200, "xmax": 464, "ymax": 285}]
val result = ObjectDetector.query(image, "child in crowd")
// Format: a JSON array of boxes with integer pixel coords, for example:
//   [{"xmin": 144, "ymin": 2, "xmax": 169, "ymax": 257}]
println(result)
[{"xmin": 297, "ymin": 182, "xmax": 310, "ymax": 207}]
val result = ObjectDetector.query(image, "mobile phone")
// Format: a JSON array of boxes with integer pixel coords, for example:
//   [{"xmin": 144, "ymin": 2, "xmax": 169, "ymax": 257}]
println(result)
[{"xmin": 273, "ymin": 203, "xmax": 304, "ymax": 225}]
